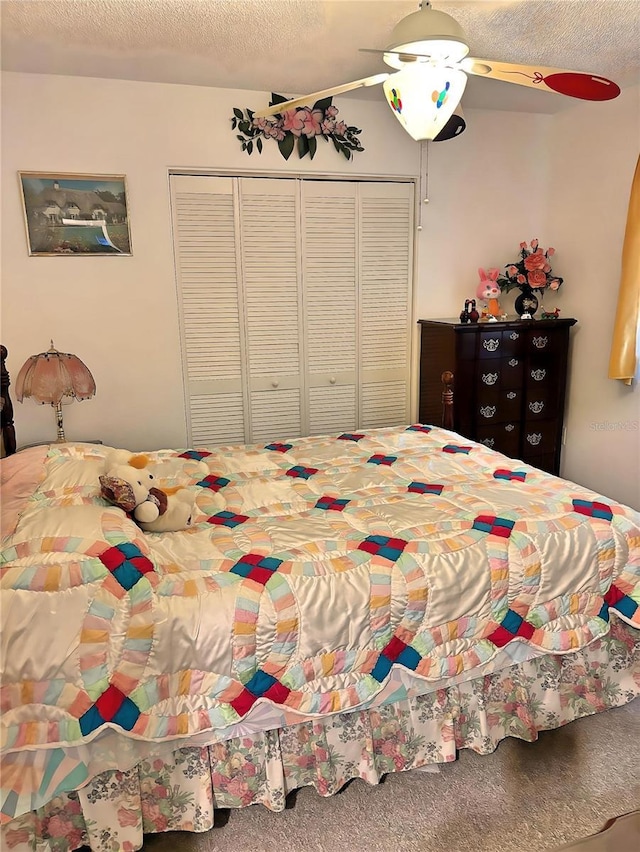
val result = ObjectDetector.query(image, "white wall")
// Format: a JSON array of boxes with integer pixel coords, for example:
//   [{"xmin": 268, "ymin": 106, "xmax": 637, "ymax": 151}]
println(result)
[
  {"xmin": 547, "ymin": 84, "xmax": 640, "ymax": 509},
  {"xmin": 1, "ymin": 71, "xmax": 550, "ymax": 452}
]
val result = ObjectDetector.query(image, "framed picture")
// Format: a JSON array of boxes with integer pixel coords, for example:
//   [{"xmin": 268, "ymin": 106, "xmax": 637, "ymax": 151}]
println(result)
[{"xmin": 19, "ymin": 172, "xmax": 132, "ymax": 256}]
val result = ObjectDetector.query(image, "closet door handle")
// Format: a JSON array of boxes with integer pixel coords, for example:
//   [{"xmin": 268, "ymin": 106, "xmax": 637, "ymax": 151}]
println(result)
[
  {"xmin": 329, "ymin": 377, "xmax": 336, "ymax": 385},
  {"xmin": 271, "ymin": 379, "xmax": 279, "ymax": 388}
]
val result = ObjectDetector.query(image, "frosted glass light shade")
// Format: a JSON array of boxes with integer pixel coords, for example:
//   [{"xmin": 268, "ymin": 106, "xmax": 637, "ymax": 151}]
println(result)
[
  {"xmin": 16, "ymin": 342, "xmax": 96, "ymax": 405},
  {"xmin": 383, "ymin": 65, "xmax": 467, "ymax": 141}
]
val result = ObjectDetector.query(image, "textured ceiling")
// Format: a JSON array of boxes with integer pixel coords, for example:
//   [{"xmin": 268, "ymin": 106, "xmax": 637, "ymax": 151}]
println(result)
[{"xmin": 2, "ymin": 0, "xmax": 639, "ymax": 113}]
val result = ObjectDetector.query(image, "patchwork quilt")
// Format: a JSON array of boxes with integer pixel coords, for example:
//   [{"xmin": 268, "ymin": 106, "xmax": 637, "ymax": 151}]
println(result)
[{"xmin": 1, "ymin": 425, "xmax": 639, "ymax": 820}]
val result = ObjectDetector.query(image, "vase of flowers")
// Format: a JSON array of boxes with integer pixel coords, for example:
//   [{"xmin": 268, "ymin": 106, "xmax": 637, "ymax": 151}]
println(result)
[{"xmin": 497, "ymin": 240, "xmax": 563, "ymax": 319}]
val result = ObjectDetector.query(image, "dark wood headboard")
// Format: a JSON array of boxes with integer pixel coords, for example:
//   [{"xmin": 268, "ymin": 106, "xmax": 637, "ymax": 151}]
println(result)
[{"xmin": 1, "ymin": 345, "xmax": 17, "ymax": 456}]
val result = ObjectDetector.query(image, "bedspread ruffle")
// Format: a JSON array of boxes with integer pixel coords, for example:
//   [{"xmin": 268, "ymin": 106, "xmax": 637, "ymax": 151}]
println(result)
[{"xmin": 3, "ymin": 616, "xmax": 639, "ymax": 852}]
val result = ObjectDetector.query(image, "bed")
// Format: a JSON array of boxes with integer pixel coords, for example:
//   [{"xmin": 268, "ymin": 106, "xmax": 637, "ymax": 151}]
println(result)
[{"xmin": 1, "ymin": 347, "xmax": 639, "ymax": 852}]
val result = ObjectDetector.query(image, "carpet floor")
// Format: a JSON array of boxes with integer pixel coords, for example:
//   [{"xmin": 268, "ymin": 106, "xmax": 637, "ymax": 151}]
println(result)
[{"xmin": 91, "ymin": 698, "xmax": 640, "ymax": 852}]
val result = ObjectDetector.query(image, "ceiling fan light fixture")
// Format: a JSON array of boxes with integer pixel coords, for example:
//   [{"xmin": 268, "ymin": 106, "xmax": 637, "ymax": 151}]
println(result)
[
  {"xmin": 383, "ymin": 65, "xmax": 467, "ymax": 141},
  {"xmin": 384, "ymin": 5, "xmax": 470, "ymax": 68}
]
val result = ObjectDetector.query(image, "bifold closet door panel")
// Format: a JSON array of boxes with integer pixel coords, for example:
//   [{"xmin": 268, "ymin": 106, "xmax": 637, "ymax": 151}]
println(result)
[
  {"xmin": 171, "ymin": 175, "xmax": 247, "ymax": 446},
  {"xmin": 302, "ymin": 181, "xmax": 358, "ymax": 436},
  {"xmin": 238, "ymin": 178, "xmax": 304, "ymax": 441},
  {"xmin": 358, "ymin": 182, "xmax": 414, "ymax": 429}
]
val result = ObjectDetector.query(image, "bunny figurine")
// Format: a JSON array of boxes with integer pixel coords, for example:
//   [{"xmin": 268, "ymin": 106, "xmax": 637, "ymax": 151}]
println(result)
[{"xmin": 476, "ymin": 268, "xmax": 502, "ymax": 321}]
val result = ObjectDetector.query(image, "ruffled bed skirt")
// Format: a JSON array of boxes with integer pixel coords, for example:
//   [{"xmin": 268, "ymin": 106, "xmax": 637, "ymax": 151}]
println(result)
[{"xmin": 3, "ymin": 617, "xmax": 639, "ymax": 852}]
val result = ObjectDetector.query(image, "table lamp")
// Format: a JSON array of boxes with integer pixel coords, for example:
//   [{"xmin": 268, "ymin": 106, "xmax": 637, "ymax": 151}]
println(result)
[{"xmin": 15, "ymin": 341, "xmax": 96, "ymax": 442}]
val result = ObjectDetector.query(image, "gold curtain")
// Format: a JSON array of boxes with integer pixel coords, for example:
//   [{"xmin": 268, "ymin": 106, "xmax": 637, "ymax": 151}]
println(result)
[{"xmin": 608, "ymin": 154, "xmax": 640, "ymax": 384}]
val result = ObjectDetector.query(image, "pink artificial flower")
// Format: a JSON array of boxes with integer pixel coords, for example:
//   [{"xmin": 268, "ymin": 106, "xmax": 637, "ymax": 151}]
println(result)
[
  {"xmin": 549, "ymin": 279, "xmax": 561, "ymax": 290},
  {"xmin": 547, "ymin": 247, "xmax": 555, "ymax": 256},
  {"xmin": 299, "ymin": 108, "xmax": 323, "ymax": 137},
  {"xmin": 517, "ymin": 274, "xmax": 526, "ymax": 284},
  {"xmin": 326, "ymin": 105, "xmax": 339, "ymax": 117},
  {"xmin": 528, "ymin": 269, "xmax": 547, "ymax": 287},
  {"xmin": 282, "ymin": 109, "xmax": 305, "ymax": 137},
  {"xmin": 519, "ymin": 242, "xmax": 528, "ymax": 250},
  {"xmin": 530, "ymin": 239, "xmax": 539, "ymax": 249},
  {"xmin": 543, "ymin": 264, "xmax": 551, "ymax": 273},
  {"xmin": 524, "ymin": 251, "xmax": 547, "ymax": 271},
  {"xmin": 507, "ymin": 265, "xmax": 518, "ymax": 276}
]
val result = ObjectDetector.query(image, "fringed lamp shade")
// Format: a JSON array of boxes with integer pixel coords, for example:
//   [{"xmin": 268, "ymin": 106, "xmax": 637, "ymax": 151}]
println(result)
[{"xmin": 16, "ymin": 342, "xmax": 96, "ymax": 442}]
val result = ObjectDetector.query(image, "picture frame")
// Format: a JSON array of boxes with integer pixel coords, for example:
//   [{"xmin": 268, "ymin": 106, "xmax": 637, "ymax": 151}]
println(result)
[{"xmin": 18, "ymin": 172, "xmax": 132, "ymax": 256}]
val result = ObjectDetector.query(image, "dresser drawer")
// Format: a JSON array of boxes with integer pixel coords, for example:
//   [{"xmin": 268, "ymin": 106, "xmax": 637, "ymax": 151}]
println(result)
[
  {"xmin": 501, "ymin": 329, "xmax": 525, "ymax": 358},
  {"xmin": 476, "ymin": 422, "xmax": 520, "ymax": 456},
  {"xmin": 527, "ymin": 361, "xmax": 553, "ymax": 386},
  {"xmin": 478, "ymin": 330, "xmax": 504, "ymax": 359},
  {"xmin": 522, "ymin": 420, "xmax": 557, "ymax": 457},
  {"xmin": 525, "ymin": 386, "xmax": 557, "ymax": 419},
  {"xmin": 475, "ymin": 388, "xmax": 522, "ymax": 423},
  {"xmin": 526, "ymin": 329, "xmax": 562, "ymax": 356},
  {"xmin": 477, "ymin": 359, "xmax": 524, "ymax": 391}
]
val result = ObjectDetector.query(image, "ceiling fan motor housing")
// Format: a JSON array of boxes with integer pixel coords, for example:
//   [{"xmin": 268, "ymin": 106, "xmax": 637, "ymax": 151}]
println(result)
[{"xmin": 385, "ymin": 6, "xmax": 470, "ymax": 67}]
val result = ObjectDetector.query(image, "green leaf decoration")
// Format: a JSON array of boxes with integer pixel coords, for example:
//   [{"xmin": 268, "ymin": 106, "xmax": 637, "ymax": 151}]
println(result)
[
  {"xmin": 278, "ymin": 133, "xmax": 295, "ymax": 160},
  {"xmin": 234, "ymin": 94, "xmax": 363, "ymax": 162},
  {"xmin": 297, "ymin": 135, "xmax": 309, "ymax": 158},
  {"xmin": 313, "ymin": 97, "xmax": 333, "ymax": 112}
]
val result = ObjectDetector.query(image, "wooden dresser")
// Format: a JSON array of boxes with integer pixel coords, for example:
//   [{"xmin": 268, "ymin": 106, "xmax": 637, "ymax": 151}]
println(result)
[{"xmin": 418, "ymin": 317, "xmax": 577, "ymax": 475}]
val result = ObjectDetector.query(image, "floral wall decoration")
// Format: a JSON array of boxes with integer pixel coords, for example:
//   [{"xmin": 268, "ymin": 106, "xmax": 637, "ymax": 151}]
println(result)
[{"xmin": 231, "ymin": 94, "xmax": 364, "ymax": 161}]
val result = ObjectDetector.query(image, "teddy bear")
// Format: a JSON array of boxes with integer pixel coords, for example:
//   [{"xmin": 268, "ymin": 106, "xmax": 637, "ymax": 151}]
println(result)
[{"xmin": 99, "ymin": 453, "xmax": 197, "ymax": 533}]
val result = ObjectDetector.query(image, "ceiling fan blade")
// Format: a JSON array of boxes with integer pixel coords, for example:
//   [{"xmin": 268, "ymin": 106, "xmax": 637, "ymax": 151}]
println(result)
[
  {"xmin": 360, "ymin": 47, "xmax": 430, "ymax": 62},
  {"xmin": 253, "ymin": 74, "xmax": 389, "ymax": 118},
  {"xmin": 463, "ymin": 57, "xmax": 620, "ymax": 101}
]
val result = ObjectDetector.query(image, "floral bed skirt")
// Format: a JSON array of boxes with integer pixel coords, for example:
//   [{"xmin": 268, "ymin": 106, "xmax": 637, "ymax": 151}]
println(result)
[{"xmin": 3, "ymin": 617, "xmax": 639, "ymax": 852}]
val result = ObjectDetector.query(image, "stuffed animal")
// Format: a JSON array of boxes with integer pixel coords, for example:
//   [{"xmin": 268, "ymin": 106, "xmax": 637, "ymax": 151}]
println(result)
[
  {"xmin": 99, "ymin": 453, "xmax": 196, "ymax": 533},
  {"xmin": 477, "ymin": 268, "xmax": 502, "ymax": 319}
]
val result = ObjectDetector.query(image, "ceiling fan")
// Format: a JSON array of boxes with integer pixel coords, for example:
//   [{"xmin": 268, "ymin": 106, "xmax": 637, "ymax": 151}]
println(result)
[{"xmin": 254, "ymin": 0, "xmax": 621, "ymax": 143}]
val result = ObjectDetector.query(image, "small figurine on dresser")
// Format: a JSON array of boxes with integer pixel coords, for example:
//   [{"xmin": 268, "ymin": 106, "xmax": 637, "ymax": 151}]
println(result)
[{"xmin": 476, "ymin": 268, "xmax": 503, "ymax": 322}]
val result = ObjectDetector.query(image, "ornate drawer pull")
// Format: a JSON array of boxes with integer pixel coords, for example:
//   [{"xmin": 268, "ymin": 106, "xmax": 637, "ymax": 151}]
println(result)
[
  {"xmin": 527, "ymin": 433, "xmax": 543, "ymax": 446},
  {"xmin": 529, "ymin": 401, "xmax": 545, "ymax": 414},
  {"xmin": 506, "ymin": 391, "xmax": 517, "ymax": 400},
  {"xmin": 509, "ymin": 332, "xmax": 519, "ymax": 340},
  {"xmin": 482, "ymin": 372, "xmax": 498, "ymax": 385},
  {"xmin": 480, "ymin": 405, "xmax": 497, "ymax": 418},
  {"xmin": 531, "ymin": 368, "xmax": 546, "ymax": 381},
  {"xmin": 532, "ymin": 335, "xmax": 548, "ymax": 349},
  {"xmin": 481, "ymin": 438, "xmax": 495, "ymax": 448},
  {"xmin": 483, "ymin": 338, "xmax": 500, "ymax": 352},
  {"xmin": 505, "ymin": 424, "xmax": 515, "ymax": 432},
  {"xmin": 508, "ymin": 358, "xmax": 519, "ymax": 367}
]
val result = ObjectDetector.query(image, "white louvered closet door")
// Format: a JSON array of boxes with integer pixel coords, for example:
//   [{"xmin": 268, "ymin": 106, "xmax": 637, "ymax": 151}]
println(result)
[
  {"xmin": 302, "ymin": 181, "xmax": 357, "ymax": 436},
  {"xmin": 171, "ymin": 175, "xmax": 247, "ymax": 446},
  {"xmin": 172, "ymin": 175, "xmax": 414, "ymax": 447},
  {"xmin": 238, "ymin": 178, "xmax": 304, "ymax": 443},
  {"xmin": 358, "ymin": 182, "xmax": 414, "ymax": 429}
]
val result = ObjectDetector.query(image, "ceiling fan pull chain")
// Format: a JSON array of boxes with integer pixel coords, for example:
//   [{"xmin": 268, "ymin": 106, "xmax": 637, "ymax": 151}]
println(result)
[{"xmin": 417, "ymin": 140, "xmax": 430, "ymax": 231}]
